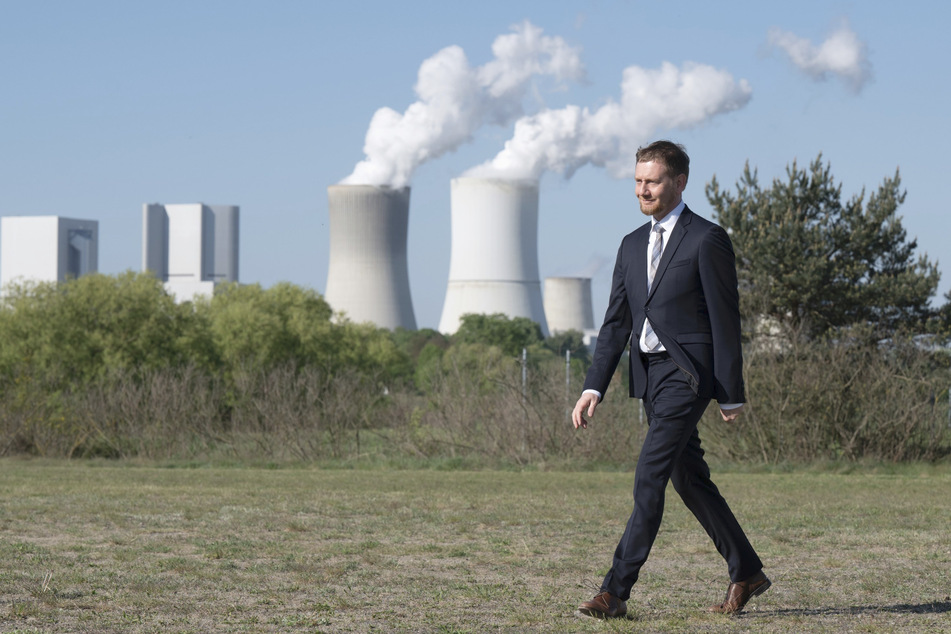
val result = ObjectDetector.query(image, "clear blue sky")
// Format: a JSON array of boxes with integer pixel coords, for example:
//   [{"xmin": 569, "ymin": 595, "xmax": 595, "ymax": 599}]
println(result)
[{"xmin": 2, "ymin": 0, "xmax": 948, "ymax": 329}]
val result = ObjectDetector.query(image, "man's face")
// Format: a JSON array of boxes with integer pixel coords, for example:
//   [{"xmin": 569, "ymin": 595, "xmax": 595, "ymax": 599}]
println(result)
[{"xmin": 634, "ymin": 160, "xmax": 687, "ymax": 220}]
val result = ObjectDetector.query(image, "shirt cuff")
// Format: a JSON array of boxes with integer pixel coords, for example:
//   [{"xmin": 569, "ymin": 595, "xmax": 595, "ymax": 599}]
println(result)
[
  {"xmin": 718, "ymin": 402, "xmax": 744, "ymax": 410},
  {"xmin": 582, "ymin": 389, "xmax": 602, "ymax": 402}
]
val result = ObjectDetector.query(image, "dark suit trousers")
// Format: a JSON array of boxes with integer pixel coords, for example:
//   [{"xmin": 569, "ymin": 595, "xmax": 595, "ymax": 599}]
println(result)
[{"xmin": 601, "ymin": 354, "xmax": 762, "ymax": 601}]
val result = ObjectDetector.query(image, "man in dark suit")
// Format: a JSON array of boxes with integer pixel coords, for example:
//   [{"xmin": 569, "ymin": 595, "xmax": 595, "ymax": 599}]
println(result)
[{"xmin": 572, "ymin": 140, "xmax": 769, "ymax": 618}]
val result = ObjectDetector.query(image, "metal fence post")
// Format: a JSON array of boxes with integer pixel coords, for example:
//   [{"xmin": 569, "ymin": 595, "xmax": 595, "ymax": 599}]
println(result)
[
  {"xmin": 521, "ymin": 347, "xmax": 527, "ymax": 400},
  {"xmin": 565, "ymin": 349, "xmax": 571, "ymax": 401}
]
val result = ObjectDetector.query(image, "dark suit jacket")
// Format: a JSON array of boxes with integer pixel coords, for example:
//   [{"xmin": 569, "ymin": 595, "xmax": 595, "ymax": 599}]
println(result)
[{"xmin": 584, "ymin": 206, "xmax": 745, "ymax": 404}]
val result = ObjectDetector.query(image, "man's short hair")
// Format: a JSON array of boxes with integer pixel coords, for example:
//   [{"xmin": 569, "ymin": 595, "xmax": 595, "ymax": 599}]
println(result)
[{"xmin": 636, "ymin": 140, "xmax": 690, "ymax": 183}]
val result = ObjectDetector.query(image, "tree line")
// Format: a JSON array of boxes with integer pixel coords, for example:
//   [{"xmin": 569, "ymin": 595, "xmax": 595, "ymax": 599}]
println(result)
[{"xmin": 1, "ymin": 155, "xmax": 949, "ymax": 464}]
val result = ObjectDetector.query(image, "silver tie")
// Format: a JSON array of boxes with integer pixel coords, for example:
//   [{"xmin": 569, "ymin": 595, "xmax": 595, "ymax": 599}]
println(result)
[{"xmin": 643, "ymin": 224, "xmax": 665, "ymax": 351}]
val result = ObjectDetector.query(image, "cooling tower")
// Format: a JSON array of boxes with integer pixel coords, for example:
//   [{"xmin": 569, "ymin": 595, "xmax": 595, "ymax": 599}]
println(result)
[
  {"xmin": 439, "ymin": 177, "xmax": 548, "ymax": 336},
  {"xmin": 325, "ymin": 185, "xmax": 416, "ymax": 330},
  {"xmin": 544, "ymin": 276, "xmax": 595, "ymax": 334}
]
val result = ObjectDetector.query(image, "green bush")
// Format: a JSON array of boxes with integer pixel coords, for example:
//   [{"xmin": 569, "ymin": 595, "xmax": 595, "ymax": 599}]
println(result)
[
  {"xmin": 0, "ymin": 274, "xmax": 947, "ymax": 464},
  {"xmin": 0, "ymin": 272, "xmax": 192, "ymax": 386}
]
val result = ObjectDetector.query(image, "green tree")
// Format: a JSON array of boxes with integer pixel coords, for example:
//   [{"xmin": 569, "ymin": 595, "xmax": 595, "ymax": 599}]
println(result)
[
  {"xmin": 0, "ymin": 272, "xmax": 192, "ymax": 386},
  {"xmin": 935, "ymin": 290, "xmax": 951, "ymax": 335},
  {"xmin": 391, "ymin": 328, "xmax": 450, "ymax": 362},
  {"xmin": 412, "ymin": 341, "xmax": 447, "ymax": 392},
  {"xmin": 390, "ymin": 328, "xmax": 451, "ymax": 391},
  {"xmin": 196, "ymin": 282, "xmax": 332, "ymax": 372},
  {"xmin": 198, "ymin": 282, "xmax": 409, "ymax": 380},
  {"xmin": 452, "ymin": 313, "xmax": 544, "ymax": 358},
  {"xmin": 706, "ymin": 156, "xmax": 939, "ymax": 339},
  {"xmin": 542, "ymin": 329, "xmax": 592, "ymax": 366}
]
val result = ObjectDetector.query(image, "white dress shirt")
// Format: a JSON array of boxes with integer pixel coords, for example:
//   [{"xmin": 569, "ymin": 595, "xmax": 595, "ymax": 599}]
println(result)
[{"xmin": 637, "ymin": 201, "xmax": 684, "ymax": 354}]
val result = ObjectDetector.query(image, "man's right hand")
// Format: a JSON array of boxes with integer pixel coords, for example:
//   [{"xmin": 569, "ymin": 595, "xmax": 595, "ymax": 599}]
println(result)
[{"xmin": 572, "ymin": 392, "xmax": 600, "ymax": 429}]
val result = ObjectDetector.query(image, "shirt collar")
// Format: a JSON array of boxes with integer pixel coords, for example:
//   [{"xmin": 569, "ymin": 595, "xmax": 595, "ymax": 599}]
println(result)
[{"xmin": 651, "ymin": 200, "xmax": 685, "ymax": 233}]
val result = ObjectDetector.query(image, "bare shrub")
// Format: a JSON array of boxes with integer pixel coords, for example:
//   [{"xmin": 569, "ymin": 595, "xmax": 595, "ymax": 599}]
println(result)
[
  {"xmin": 70, "ymin": 367, "xmax": 226, "ymax": 459},
  {"xmin": 398, "ymin": 349, "xmax": 644, "ymax": 465},
  {"xmin": 0, "ymin": 371, "xmax": 90, "ymax": 458},
  {"xmin": 517, "ymin": 356, "xmax": 646, "ymax": 464},
  {"xmin": 0, "ymin": 367, "xmax": 225, "ymax": 459},
  {"xmin": 400, "ymin": 348, "xmax": 512, "ymax": 459},
  {"xmin": 2, "ymin": 333, "xmax": 946, "ymax": 466},
  {"xmin": 702, "ymin": 333, "xmax": 951, "ymax": 463},
  {"xmin": 227, "ymin": 365, "xmax": 388, "ymax": 461}
]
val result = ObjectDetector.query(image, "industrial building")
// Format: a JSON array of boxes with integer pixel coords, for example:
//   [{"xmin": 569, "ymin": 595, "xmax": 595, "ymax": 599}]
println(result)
[
  {"xmin": 325, "ymin": 185, "xmax": 417, "ymax": 330},
  {"xmin": 0, "ymin": 186, "xmax": 597, "ymax": 339},
  {"xmin": 0, "ymin": 215, "xmax": 99, "ymax": 291},
  {"xmin": 142, "ymin": 203, "xmax": 239, "ymax": 302}
]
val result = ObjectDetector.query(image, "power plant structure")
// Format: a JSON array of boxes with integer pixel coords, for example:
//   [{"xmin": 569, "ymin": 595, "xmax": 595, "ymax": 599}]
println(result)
[
  {"xmin": 0, "ymin": 191, "xmax": 595, "ymax": 343},
  {"xmin": 439, "ymin": 177, "xmax": 548, "ymax": 336},
  {"xmin": 325, "ymin": 185, "xmax": 417, "ymax": 330},
  {"xmin": 543, "ymin": 276, "xmax": 595, "ymax": 334},
  {"xmin": 0, "ymin": 215, "xmax": 98, "ymax": 291},
  {"xmin": 142, "ymin": 203, "xmax": 239, "ymax": 302}
]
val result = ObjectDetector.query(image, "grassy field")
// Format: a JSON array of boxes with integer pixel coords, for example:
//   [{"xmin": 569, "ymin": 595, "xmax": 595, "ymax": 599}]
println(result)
[{"xmin": 1, "ymin": 460, "xmax": 950, "ymax": 633}]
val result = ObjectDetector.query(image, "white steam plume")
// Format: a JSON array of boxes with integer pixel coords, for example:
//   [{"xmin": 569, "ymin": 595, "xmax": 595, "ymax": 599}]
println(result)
[
  {"xmin": 464, "ymin": 61, "xmax": 752, "ymax": 181},
  {"xmin": 767, "ymin": 22, "xmax": 871, "ymax": 93},
  {"xmin": 341, "ymin": 21, "xmax": 585, "ymax": 188}
]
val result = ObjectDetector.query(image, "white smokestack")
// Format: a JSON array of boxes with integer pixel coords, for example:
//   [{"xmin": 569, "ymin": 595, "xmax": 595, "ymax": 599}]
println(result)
[
  {"xmin": 325, "ymin": 185, "xmax": 416, "ymax": 330},
  {"xmin": 544, "ymin": 276, "xmax": 595, "ymax": 335},
  {"xmin": 439, "ymin": 177, "xmax": 547, "ymax": 335}
]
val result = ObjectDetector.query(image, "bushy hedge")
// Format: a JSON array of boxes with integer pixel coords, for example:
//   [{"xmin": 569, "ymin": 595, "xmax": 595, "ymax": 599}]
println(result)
[
  {"xmin": 701, "ymin": 330, "xmax": 951, "ymax": 462},
  {"xmin": 0, "ymin": 273, "xmax": 947, "ymax": 464}
]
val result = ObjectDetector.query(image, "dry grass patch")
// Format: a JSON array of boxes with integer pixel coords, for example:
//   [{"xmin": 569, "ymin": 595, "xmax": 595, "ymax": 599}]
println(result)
[{"xmin": 0, "ymin": 460, "xmax": 949, "ymax": 632}]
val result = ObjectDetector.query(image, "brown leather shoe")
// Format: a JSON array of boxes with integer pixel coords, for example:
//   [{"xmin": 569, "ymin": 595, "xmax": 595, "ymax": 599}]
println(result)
[
  {"xmin": 579, "ymin": 591, "xmax": 627, "ymax": 618},
  {"xmin": 709, "ymin": 570, "xmax": 771, "ymax": 614}
]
